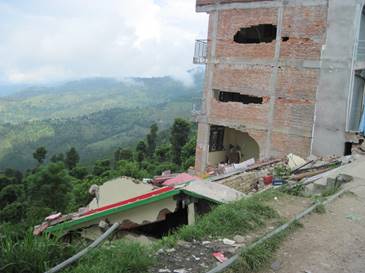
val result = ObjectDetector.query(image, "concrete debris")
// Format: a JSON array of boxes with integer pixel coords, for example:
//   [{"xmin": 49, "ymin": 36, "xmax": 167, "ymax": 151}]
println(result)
[
  {"xmin": 222, "ymin": 238, "xmax": 235, "ymax": 245},
  {"xmin": 166, "ymin": 248, "xmax": 176, "ymax": 253},
  {"xmin": 271, "ymin": 260, "xmax": 281, "ymax": 271},
  {"xmin": 233, "ymin": 235, "xmax": 245, "ymax": 244},
  {"xmin": 158, "ymin": 269, "xmax": 171, "ymax": 273},
  {"xmin": 173, "ymin": 269, "xmax": 187, "ymax": 273},
  {"xmin": 177, "ymin": 240, "xmax": 192, "ymax": 248},
  {"xmin": 287, "ymin": 153, "xmax": 306, "ymax": 170},
  {"xmin": 123, "ymin": 233, "xmax": 156, "ymax": 246},
  {"xmin": 202, "ymin": 241, "xmax": 211, "ymax": 245},
  {"xmin": 183, "ymin": 180, "xmax": 245, "ymax": 203}
]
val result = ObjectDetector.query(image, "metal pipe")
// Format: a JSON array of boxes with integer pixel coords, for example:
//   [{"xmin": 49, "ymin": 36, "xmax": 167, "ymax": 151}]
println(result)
[{"xmin": 45, "ymin": 222, "xmax": 120, "ymax": 273}]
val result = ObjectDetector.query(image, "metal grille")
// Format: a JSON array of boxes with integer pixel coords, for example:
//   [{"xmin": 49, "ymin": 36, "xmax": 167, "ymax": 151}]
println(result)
[{"xmin": 193, "ymin": 39, "xmax": 208, "ymax": 64}]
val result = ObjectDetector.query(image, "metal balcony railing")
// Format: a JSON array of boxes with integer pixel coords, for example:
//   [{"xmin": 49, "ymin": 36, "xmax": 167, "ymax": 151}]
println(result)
[
  {"xmin": 193, "ymin": 39, "xmax": 208, "ymax": 64},
  {"xmin": 357, "ymin": 40, "xmax": 365, "ymax": 61}
]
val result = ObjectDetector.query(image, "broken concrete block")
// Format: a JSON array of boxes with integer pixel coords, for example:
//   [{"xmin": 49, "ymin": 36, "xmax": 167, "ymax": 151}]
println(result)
[
  {"xmin": 177, "ymin": 240, "xmax": 192, "ymax": 248},
  {"xmin": 222, "ymin": 238, "xmax": 235, "ymax": 245},
  {"xmin": 233, "ymin": 235, "xmax": 245, "ymax": 244}
]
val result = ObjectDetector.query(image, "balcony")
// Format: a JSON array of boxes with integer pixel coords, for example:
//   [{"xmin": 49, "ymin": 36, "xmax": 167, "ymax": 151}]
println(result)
[{"xmin": 193, "ymin": 39, "xmax": 208, "ymax": 64}]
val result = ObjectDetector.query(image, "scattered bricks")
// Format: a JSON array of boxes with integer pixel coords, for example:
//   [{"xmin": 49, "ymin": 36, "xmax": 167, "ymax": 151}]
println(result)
[{"xmin": 219, "ymin": 171, "xmax": 259, "ymax": 193}]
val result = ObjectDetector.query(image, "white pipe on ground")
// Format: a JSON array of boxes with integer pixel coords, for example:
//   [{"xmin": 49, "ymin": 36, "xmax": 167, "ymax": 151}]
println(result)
[{"xmin": 45, "ymin": 222, "xmax": 120, "ymax": 273}]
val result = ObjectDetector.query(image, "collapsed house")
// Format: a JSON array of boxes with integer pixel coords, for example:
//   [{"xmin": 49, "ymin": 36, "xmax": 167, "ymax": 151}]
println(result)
[
  {"xmin": 193, "ymin": 0, "xmax": 365, "ymax": 174},
  {"xmin": 35, "ymin": 177, "xmax": 244, "ymax": 240}
]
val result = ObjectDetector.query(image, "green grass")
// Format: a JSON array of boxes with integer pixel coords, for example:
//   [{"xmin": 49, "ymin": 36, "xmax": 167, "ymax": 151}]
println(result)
[
  {"xmin": 230, "ymin": 221, "xmax": 303, "ymax": 273},
  {"xmin": 314, "ymin": 203, "xmax": 326, "ymax": 214},
  {"xmin": 158, "ymin": 190, "xmax": 281, "ymax": 246},
  {"xmin": 280, "ymin": 183, "xmax": 306, "ymax": 197},
  {"xmin": 65, "ymin": 240, "xmax": 154, "ymax": 273},
  {"xmin": 321, "ymin": 184, "xmax": 341, "ymax": 197},
  {"xmin": 0, "ymin": 230, "xmax": 79, "ymax": 273}
]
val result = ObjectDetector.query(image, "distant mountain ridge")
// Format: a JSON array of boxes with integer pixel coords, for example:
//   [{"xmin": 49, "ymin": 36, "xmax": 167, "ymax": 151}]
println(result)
[
  {"xmin": 0, "ymin": 69, "xmax": 204, "ymax": 124},
  {"xmin": 0, "ymin": 69, "xmax": 204, "ymax": 171}
]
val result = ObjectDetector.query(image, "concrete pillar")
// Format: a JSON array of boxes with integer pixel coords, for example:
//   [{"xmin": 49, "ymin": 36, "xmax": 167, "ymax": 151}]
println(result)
[
  {"xmin": 312, "ymin": 0, "xmax": 362, "ymax": 156},
  {"xmin": 187, "ymin": 202, "xmax": 195, "ymax": 225}
]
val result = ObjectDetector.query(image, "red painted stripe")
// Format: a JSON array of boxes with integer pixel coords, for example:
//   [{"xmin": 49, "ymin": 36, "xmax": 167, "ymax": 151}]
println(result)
[{"xmin": 83, "ymin": 186, "xmax": 175, "ymax": 216}]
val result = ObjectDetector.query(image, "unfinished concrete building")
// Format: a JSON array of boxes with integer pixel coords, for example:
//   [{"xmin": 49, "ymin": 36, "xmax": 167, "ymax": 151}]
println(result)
[{"xmin": 193, "ymin": 0, "xmax": 365, "ymax": 173}]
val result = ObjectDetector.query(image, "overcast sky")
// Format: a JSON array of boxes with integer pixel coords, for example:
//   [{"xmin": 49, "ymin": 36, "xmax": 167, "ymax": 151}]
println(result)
[{"xmin": 0, "ymin": 0, "xmax": 208, "ymax": 85}]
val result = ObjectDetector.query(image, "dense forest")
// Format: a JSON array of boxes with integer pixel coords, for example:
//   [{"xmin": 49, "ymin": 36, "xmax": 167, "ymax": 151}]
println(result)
[
  {"xmin": 0, "ymin": 69, "xmax": 203, "ymax": 170},
  {"xmin": 0, "ymin": 118, "xmax": 196, "ymax": 273}
]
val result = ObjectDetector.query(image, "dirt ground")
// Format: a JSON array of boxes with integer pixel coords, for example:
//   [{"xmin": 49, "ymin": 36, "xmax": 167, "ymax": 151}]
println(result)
[
  {"xmin": 265, "ymin": 183, "xmax": 365, "ymax": 273},
  {"xmin": 149, "ymin": 192, "xmax": 311, "ymax": 273}
]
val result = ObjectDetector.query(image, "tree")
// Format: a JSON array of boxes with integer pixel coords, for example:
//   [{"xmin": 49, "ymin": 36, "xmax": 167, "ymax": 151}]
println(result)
[
  {"xmin": 26, "ymin": 162, "xmax": 71, "ymax": 212},
  {"xmin": 170, "ymin": 118, "xmax": 191, "ymax": 165},
  {"xmin": 155, "ymin": 144, "xmax": 171, "ymax": 162},
  {"xmin": 181, "ymin": 136, "xmax": 197, "ymax": 170},
  {"xmin": 146, "ymin": 123, "xmax": 158, "ymax": 157},
  {"xmin": 50, "ymin": 153, "xmax": 64, "ymax": 163},
  {"xmin": 33, "ymin": 147, "xmax": 47, "ymax": 164},
  {"xmin": 114, "ymin": 148, "xmax": 133, "ymax": 163},
  {"xmin": 69, "ymin": 165, "xmax": 89, "ymax": 179},
  {"xmin": 136, "ymin": 141, "xmax": 147, "ymax": 163},
  {"xmin": 93, "ymin": 160, "xmax": 111, "ymax": 176},
  {"xmin": 65, "ymin": 147, "xmax": 80, "ymax": 170}
]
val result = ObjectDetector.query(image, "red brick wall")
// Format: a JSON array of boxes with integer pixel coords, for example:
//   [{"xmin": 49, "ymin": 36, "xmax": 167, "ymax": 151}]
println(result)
[
  {"xmin": 197, "ymin": 0, "xmax": 273, "ymax": 6},
  {"xmin": 271, "ymin": 132, "xmax": 312, "ymax": 158},
  {"xmin": 210, "ymin": 99, "xmax": 270, "ymax": 128},
  {"xmin": 196, "ymin": 2, "xmax": 328, "ymax": 170},
  {"xmin": 212, "ymin": 65, "xmax": 272, "ymax": 97},
  {"xmin": 276, "ymin": 67, "xmax": 319, "ymax": 101},
  {"xmin": 216, "ymin": 9, "xmax": 277, "ymax": 59},
  {"xmin": 280, "ymin": 6, "xmax": 327, "ymax": 60}
]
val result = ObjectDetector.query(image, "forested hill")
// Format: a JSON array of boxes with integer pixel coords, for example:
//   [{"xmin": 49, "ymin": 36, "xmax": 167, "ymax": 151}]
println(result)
[
  {"xmin": 0, "ymin": 69, "xmax": 204, "ymax": 171},
  {"xmin": 0, "ymin": 69, "xmax": 204, "ymax": 124}
]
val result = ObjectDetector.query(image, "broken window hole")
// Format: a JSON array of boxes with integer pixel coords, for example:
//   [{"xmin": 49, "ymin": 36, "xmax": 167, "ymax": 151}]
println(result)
[
  {"xmin": 282, "ymin": 36, "xmax": 289, "ymax": 42},
  {"xmin": 234, "ymin": 24, "xmax": 277, "ymax": 44},
  {"xmin": 215, "ymin": 91, "xmax": 263, "ymax": 104}
]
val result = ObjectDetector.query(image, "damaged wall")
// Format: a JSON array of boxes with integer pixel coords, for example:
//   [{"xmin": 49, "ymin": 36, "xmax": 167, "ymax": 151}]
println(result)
[{"xmin": 195, "ymin": 0, "xmax": 328, "ymax": 173}]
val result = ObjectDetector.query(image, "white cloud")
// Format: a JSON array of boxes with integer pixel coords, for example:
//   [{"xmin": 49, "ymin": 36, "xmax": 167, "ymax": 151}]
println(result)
[{"xmin": 0, "ymin": 0, "xmax": 208, "ymax": 84}]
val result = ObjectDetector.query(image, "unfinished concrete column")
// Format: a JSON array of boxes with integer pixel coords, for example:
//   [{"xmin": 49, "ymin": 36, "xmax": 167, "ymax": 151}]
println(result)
[
  {"xmin": 187, "ymin": 202, "xmax": 196, "ymax": 225},
  {"xmin": 195, "ymin": 7, "xmax": 219, "ymax": 174},
  {"xmin": 312, "ymin": 0, "xmax": 363, "ymax": 156}
]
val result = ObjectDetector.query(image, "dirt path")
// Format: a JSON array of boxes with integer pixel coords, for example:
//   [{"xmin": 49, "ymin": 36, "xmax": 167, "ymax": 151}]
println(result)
[{"xmin": 265, "ymin": 182, "xmax": 365, "ymax": 273}]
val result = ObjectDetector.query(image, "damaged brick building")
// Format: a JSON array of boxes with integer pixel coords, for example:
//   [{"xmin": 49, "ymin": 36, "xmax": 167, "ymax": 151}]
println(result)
[{"xmin": 194, "ymin": 0, "xmax": 365, "ymax": 173}]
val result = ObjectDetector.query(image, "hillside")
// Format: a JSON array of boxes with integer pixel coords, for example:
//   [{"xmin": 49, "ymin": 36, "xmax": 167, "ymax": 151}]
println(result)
[
  {"xmin": 0, "ymin": 70, "xmax": 204, "ymax": 170},
  {"xmin": 0, "ymin": 70, "xmax": 204, "ymax": 124}
]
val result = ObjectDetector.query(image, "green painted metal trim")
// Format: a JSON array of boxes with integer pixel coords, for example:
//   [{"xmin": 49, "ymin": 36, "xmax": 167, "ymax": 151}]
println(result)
[
  {"xmin": 46, "ymin": 183, "xmax": 223, "ymax": 234},
  {"xmin": 46, "ymin": 189, "xmax": 181, "ymax": 233}
]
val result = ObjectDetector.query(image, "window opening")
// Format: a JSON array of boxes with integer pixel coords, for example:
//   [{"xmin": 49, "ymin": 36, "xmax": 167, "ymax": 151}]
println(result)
[
  {"xmin": 234, "ymin": 24, "xmax": 277, "ymax": 44},
  {"xmin": 209, "ymin": 126, "xmax": 224, "ymax": 152},
  {"xmin": 216, "ymin": 91, "xmax": 263, "ymax": 104}
]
